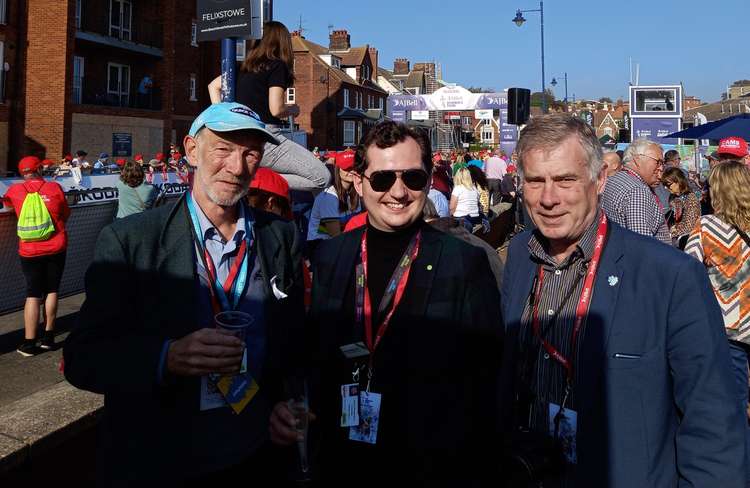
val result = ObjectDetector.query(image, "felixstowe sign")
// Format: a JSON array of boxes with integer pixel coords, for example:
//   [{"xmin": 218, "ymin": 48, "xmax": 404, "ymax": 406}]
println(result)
[{"xmin": 196, "ymin": 0, "xmax": 253, "ymax": 42}]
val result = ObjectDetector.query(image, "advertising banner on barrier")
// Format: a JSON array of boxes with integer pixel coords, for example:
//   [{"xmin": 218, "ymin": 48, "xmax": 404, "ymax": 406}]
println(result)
[
  {"xmin": 411, "ymin": 110, "xmax": 430, "ymax": 120},
  {"xmin": 0, "ymin": 173, "xmax": 189, "ymax": 208}
]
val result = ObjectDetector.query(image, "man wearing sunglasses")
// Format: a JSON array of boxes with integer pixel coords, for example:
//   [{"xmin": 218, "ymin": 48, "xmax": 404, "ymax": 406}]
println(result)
[
  {"xmin": 302, "ymin": 121, "xmax": 504, "ymax": 485},
  {"xmin": 601, "ymin": 138, "xmax": 671, "ymax": 244}
]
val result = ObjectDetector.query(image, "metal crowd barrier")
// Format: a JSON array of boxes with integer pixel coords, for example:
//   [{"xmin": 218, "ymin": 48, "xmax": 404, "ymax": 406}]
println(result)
[{"xmin": 0, "ymin": 200, "xmax": 116, "ymax": 314}]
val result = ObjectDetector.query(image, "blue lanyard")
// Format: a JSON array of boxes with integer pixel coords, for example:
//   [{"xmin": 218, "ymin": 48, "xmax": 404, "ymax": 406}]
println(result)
[{"xmin": 186, "ymin": 193, "xmax": 254, "ymax": 311}]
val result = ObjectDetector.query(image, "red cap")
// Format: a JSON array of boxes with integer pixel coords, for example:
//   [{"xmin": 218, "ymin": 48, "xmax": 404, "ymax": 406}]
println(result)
[
  {"xmin": 155, "ymin": 152, "xmax": 165, "ymax": 161},
  {"xmin": 18, "ymin": 156, "xmax": 41, "ymax": 174},
  {"xmin": 63, "ymin": 154, "xmax": 73, "ymax": 162},
  {"xmin": 250, "ymin": 168, "xmax": 290, "ymax": 200},
  {"xmin": 172, "ymin": 152, "xmax": 182, "ymax": 160},
  {"xmin": 432, "ymin": 153, "xmax": 442, "ymax": 163},
  {"xmin": 134, "ymin": 154, "xmax": 144, "ymax": 162},
  {"xmin": 116, "ymin": 158, "xmax": 127, "ymax": 166},
  {"xmin": 41, "ymin": 159, "xmax": 53, "ymax": 167},
  {"xmin": 335, "ymin": 151, "xmax": 356, "ymax": 171},
  {"xmin": 718, "ymin": 137, "xmax": 749, "ymax": 158},
  {"xmin": 507, "ymin": 164, "xmax": 517, "ymax": 173}
]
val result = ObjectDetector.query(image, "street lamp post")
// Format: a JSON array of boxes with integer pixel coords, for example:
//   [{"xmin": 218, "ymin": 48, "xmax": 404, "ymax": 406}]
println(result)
[
  {"xmin": 551, "ymin": 72, "xmax": 568, "ymax": 111},
  {"xmin": 512, "ymin": 1, "xmax": 546, "ymax": 113}
]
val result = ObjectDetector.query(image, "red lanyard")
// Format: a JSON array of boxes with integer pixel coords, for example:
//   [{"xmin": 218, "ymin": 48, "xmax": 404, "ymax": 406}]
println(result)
[
  {"xmin": 201, "ymin": 239, "xmax": 247, "ymax": 315},
  {"xmin": 531, "ymin": 212, "xmax": 608, "ymax": 386},
  {"xmin": 356, "ymin": 229, "xmax": 422, "ymax": 355},
  {"xmin": 624, "ymin": 168, "xmax": 662, "ymax": 210}
]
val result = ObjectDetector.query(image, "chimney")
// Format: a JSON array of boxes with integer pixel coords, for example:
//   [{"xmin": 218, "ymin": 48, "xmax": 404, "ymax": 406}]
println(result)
[
  {"xmin": 329, "ymin": 29, "xmax": 351, "ymax": 51},
  {"xmin": 394, "ymin": 58, "xmax": 410, "ymax": 75},
  {"xmin": 368, "ymin": 47, "xmax": 378, "ymax": 81}
]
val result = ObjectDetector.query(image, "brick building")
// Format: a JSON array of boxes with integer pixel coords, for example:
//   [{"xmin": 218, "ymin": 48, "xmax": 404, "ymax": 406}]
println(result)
[
  {"xmin": 291, "ymin": 29, "xmax": 388, "ymax": 150},
  {"xmin": 1, "ymin": 0, "xmax": 222, "ymax": 175}
]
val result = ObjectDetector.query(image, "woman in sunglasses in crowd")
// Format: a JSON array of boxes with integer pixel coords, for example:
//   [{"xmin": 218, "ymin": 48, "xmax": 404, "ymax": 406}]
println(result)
[
  {"xmin": 450, "ymin": 166, "xmax": 482, "ymax": 232},
  {"xmin": 306, "ymin": 151, "xmax": 362, "ymax": 252}
]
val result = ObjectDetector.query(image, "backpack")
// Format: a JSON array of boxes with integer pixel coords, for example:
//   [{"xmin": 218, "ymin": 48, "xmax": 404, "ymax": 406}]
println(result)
[{"xmin": 16, "ymin": 182, "xmax": 55, "ymax": 242}]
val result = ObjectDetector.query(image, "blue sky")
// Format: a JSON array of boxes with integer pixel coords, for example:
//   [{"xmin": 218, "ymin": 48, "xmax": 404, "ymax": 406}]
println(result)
[{"xmin": 275, "ymin": 0, "xmax": 748, "ymax": 103}]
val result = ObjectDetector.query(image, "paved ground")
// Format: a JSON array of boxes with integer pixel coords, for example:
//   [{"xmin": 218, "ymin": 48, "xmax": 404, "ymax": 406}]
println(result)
[{"xmin": 0, "ymin": 294, "xmax": 99, "ymax": 486}]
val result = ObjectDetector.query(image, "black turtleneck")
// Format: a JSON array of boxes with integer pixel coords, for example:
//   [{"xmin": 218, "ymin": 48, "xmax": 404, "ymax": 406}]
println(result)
[{"xmin": 365, "ymin": 219, "xmax": 422, "ymax": 319}]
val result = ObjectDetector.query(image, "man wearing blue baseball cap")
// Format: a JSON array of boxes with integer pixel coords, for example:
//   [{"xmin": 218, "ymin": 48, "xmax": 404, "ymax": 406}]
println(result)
[{"xmin": 64, "ymin": 102, "xmax": 307, "ymax": 486}]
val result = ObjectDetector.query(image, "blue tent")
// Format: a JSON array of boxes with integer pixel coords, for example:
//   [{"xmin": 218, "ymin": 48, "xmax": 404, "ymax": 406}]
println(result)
[{"xmin": 666, "ymin": 114, "xmax": 750, "ymax": 140}]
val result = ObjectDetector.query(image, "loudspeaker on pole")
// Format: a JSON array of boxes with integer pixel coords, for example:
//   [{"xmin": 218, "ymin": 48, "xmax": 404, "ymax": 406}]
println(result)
[{"xmin": 508, "ymin": 88, "xmax": 531, "ymax": 125}]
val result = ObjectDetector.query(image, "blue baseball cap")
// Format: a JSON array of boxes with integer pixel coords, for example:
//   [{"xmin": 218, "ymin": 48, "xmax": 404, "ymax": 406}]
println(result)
[{"xmin": 188, "ymin": 102, "xmax": 279, "ymax": 144}]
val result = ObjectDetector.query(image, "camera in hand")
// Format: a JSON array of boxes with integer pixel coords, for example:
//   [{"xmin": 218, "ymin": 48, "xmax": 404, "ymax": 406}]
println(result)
[{"xmin": 504, "ymin": 427, "xmax": 566, "ymax": 487}]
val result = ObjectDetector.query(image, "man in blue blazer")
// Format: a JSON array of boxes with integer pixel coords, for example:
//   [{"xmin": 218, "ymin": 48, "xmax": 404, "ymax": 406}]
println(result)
[{"xmin": 501, "ymin": 114, "xmax": 744, "ymax": 487}]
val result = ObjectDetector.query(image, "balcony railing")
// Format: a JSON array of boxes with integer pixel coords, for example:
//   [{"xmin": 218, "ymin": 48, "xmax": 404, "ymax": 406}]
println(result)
[
  {"xmin": 77, "ymin": 13, "xmax": 163, "ymax": 51},
  {"xmin": 73, "ymin": 80, "xmax": 162, "ymax": 111}
]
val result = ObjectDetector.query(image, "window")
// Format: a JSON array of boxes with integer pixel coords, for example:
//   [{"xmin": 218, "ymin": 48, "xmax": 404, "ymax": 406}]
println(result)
[
  {"xmin": 483, "ymin": 119, "xmax": 492, "ymax": 126},
  {"xmin": 75, "ymin": 0, "xmax": 82, "ymax": 28},
  {"xmin": 481, "ymin": 127, "xmax": 494, "ymax": 143},
  {"xmin": 332, "ymin": 57, "xmax": 341, "ymax": 68},
  {"xmin": 379, "ymin": 97, "xmax": 384, "ymax": 110},
  {"xmin": 236, "ymin": 39, "xmax": 246, "ymax": 61},
  {"xmin": 356, "ymin": 122, "xmax": 362, "ymax": 144},
  {"xmin": 189, "ymin": 74, "xmax": 197, "ymax": 101},
  {"xmin": 286, "ymin": 87, "xmax": 295, "ymax": 104},
  {"xmin": 191, "ymin": 22, "xmax": 198, "ymax": 47},
  {"xmin": 362, "ymin": 65, "xmax": 370, "ymax": 81},
  {"xmin": 73, "ymin": 56, "xmax": 85, "ymax": 104},
  {"xmin": 0, "ymin": 0, "xmax": 7, "ymax": 25},
  {"xmin": 107, "ymin": 62, "xmax": 130, "ymax": 105},
  {"xmin": 343, "ymin": 88, "xmax": 350, "ymax": 108},
  {"xmin": 462, "ymin": 116, "xmax": 471, "ymax": 125},
  {"xmin": 604, "ymin": 127, "xmax": 614, "ymax": 137},
  {"xmin": 343, "ymin": 120, "xmax": 355, "ymax": 146},
  {"xmin": 109, "ymin": 0, "xmax": 132, "ymax": 40}
]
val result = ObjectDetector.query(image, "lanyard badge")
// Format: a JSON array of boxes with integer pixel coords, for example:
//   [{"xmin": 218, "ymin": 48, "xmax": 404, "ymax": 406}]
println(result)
[
  {"xmin": 531, "ymin": 213, "xmax": 608, "ymax": 391},
  {"xmin": 186, "ymin": 193, "xmax": 254, "ymax": 314},
  {"xmin": 346, "ymin": 229, "xmax": 421, "ymax": 445},
  {"xmin": 187, "ymin": 193, "xmax": 259, "ymax": 415}
]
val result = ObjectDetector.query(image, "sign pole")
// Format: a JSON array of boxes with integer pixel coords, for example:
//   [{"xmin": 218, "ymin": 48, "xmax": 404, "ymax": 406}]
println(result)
[{"xmin": 221, "ymin": 38, "xmax": 237, "ymax": 102}]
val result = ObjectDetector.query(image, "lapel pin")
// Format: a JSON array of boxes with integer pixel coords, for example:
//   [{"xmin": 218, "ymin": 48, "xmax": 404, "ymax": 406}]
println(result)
[
  {"xmin": 608, "ymin": 276, "xmax": 619, "ymax": 287},
  {"xmin": 426, "ymin": 265, "xmax": 433, "ymax": 271}
]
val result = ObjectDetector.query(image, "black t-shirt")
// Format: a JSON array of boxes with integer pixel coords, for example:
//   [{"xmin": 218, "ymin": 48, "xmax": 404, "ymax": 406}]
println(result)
[{"xmin": 236, "ymin": 60, "xmax": 290, "ymax": 125}]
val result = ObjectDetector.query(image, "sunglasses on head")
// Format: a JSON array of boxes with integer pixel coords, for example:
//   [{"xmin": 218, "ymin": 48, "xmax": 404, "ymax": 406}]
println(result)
[{"xmin": 362, "ymin": 169, "xmax": 429, "ymax": 192}]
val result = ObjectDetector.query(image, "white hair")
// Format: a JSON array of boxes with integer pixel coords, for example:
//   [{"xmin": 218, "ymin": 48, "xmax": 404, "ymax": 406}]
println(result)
[{"xmin": 622, "ymin": 139, "xmax": 661, "ymax": 166}]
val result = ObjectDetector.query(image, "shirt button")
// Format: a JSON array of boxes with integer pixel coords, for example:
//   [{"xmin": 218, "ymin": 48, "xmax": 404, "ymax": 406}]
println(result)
[
  {"xmin": 554, "ymin": 269, "xmax": 562, "ymax": 276},
  {"xmin": 544, "ymin": 353, "xmax": 550, "ymax": 360},
  {"xmin": 547, "ymin": 309, "xmax": 555, "ymax": 316}
]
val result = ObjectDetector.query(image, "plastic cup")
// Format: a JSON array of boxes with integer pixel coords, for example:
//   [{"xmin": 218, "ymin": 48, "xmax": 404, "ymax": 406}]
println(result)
[
  {"xmin": 214, "ymin": 311, "xmax": 253, "ymax": 374},
  {"xmin": 214, "ymin": 311, "xmax": 253, "ymax": 339}
]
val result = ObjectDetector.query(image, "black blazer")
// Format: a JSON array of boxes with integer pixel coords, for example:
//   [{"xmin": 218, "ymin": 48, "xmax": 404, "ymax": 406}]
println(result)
[
  {"xmin": 308, "ymin": 223, "xmax": 505, "ymax": 486},
  {"xmin": 63, "ymin": 195, "xmax": 305, "ymax": 484}
]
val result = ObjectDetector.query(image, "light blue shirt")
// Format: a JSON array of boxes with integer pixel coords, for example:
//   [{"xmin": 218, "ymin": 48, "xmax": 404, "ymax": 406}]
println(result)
[{"xmin": 428, "ymin": 188, "xmax": 450, "ymax": 218}]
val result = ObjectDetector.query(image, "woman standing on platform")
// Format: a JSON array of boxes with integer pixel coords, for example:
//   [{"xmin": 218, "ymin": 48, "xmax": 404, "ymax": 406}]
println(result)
[{"xmin": 208, "ymin": 21, "xmax": 329, "ymax": 193}]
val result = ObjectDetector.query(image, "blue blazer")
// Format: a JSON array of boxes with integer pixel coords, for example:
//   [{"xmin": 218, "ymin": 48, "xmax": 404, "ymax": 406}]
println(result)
[{"xmin": 501, "ymin": 220, "xmax": 744, "ymax": 487}]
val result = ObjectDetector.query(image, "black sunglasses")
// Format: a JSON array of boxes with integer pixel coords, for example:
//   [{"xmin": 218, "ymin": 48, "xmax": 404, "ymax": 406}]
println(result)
[{"xmin": 362, "ymin": 169, "xmax": 429, "ymax": 192}]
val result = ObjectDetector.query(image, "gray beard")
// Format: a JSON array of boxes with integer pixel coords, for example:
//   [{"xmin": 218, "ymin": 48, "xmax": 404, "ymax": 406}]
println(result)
[{"xmin": 200, "ymin": 178, "xmax": 248, "ymax": 207}]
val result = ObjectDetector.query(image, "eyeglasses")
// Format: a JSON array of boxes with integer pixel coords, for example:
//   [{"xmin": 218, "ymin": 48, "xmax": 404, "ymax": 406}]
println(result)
[
  {"xmin": 362, "ymin": 169, "xmax": 429, "ymax": 192},
  {"xmin": 637, "ymin": 154, "xmax": 665, "ymax": 167}
]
